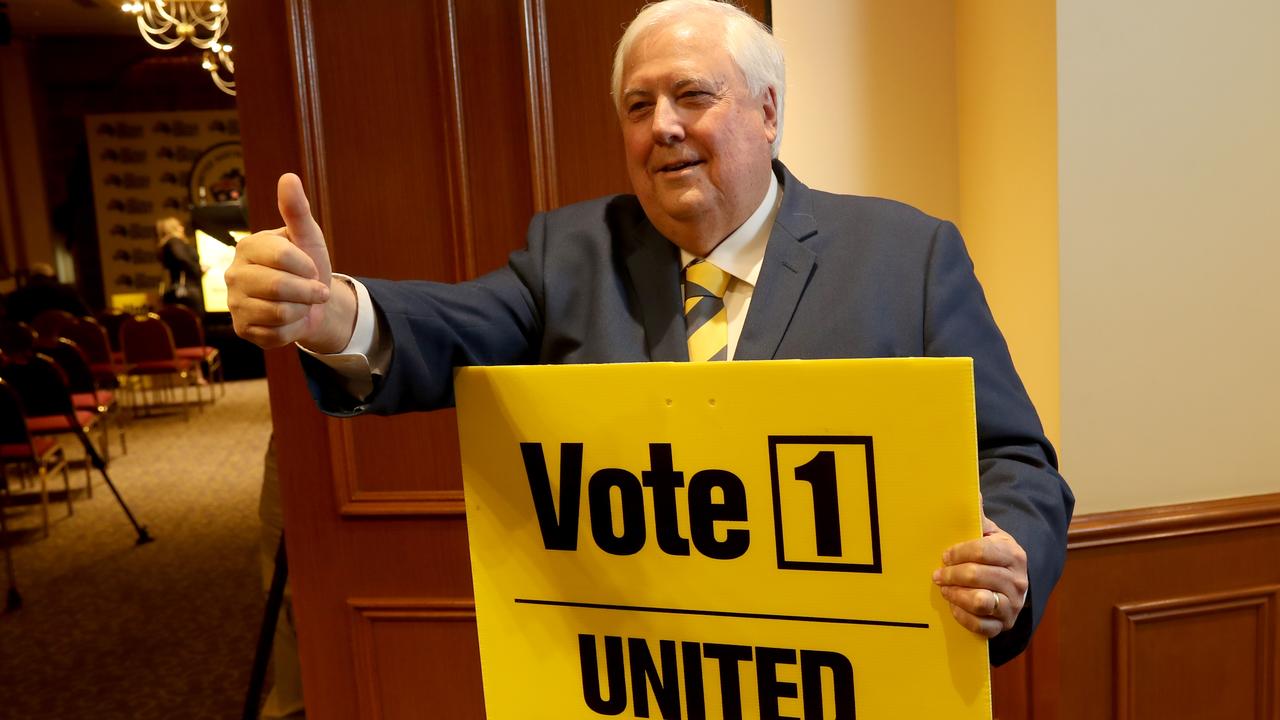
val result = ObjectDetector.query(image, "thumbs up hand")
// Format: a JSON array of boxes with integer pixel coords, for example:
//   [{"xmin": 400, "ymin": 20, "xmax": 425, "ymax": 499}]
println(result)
[{"xmin": 226, "ymin": 173, "xmax": 358, "ymax": 352}]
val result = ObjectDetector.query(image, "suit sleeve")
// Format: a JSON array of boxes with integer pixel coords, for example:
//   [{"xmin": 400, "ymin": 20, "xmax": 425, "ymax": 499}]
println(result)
[
  {"xmin": 300, "ymin": 214, "xmax": 550, "ymax": 416},
  {"xmin": 923, "ymin": 220, "xmax": 1075, "ymax": 666}
]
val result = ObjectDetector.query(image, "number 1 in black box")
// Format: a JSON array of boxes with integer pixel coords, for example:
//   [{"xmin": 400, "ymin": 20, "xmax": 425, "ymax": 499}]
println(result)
[{"xmin": 768, "ymin": 436, "xmax": 882, "ymax": 573}]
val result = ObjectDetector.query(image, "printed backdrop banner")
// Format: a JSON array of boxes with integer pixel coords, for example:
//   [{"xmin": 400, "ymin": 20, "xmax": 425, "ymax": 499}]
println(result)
[
  {"xmin": 455, "ymin": 358, "xmax": 991, "ymax": 719},
  {"xmin": 84, "ymin": 110, "xmax": 242, "ymax": 310}
]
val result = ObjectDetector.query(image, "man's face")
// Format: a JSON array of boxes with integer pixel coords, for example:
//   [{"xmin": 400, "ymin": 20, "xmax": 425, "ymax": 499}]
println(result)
[{"xmin": 618, "ymin": 15, "xmax": 778, "ymax": 255}]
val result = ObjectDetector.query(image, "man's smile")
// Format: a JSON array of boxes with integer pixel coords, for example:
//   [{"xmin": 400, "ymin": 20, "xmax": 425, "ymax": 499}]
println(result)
[{"xmin": 656, "ymin": 159, "xmax": 705, "ymax": 176}]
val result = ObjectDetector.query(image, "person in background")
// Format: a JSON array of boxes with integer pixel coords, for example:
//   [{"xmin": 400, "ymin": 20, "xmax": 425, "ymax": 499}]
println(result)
[
  {"xmin": 156, "ymin": 217, "xmax": 205, "ymax": 312},
  {"xmin": 4, "ymin": 263, "xmax": 90, "ymax": 323}
]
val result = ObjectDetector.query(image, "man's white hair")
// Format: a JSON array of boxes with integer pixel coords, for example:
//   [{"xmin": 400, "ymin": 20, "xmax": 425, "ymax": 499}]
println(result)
[{"xmin": 611, "ymin": 0, "xmax": 786, "ymax": 158}]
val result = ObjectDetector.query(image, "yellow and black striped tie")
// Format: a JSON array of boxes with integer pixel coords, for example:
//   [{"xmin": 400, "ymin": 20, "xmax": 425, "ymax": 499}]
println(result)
[{"xmin": 683, "ymin": 259, "xmax": 731, "ymax": 362}]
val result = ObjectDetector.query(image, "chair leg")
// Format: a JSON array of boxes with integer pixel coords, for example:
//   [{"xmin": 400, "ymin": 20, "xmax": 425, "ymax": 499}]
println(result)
[
  {"xmin": 38, "ymin": 465, "xmax": 49, "ymax": 538},
  {"xmin": 83, "ymin": 452, "xmax": 92, "ymax": 499},
  {"xmin": 61, "ymin": 458, "xmax": 73, "ymax": 516},
  {"xmin": 1, "ymin": 482, "xmax": 16, "ymax": 586},
  {"xmin": 100, "ymin": 419, "xmax": 111, "ymax": 464}
]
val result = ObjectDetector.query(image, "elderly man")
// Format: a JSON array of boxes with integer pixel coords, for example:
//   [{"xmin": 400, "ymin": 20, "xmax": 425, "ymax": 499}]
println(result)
[{"xmin": 226, "ymin": 0, "xmax": 1072, "ymax": 666}]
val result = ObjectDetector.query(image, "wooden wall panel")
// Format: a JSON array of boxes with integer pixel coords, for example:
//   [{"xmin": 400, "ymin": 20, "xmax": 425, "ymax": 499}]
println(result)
[
  {"xmin": 1007, "ymin": 493, "xmax": 1280, "ymax": 720},
  {"xmin": 1115, "ymin": 587, "xmax": 1277, "ymax": 719},
  {"xmin": 294, "ymin": 0, "xmax": 468, "ymax": 506},
  {"xmin": 349, "ymin": 599, "xmax": 484, "ymax": 720},
  {"xmin": 291, "ymin": 0, "xmax": 541, "ymax": 512}
]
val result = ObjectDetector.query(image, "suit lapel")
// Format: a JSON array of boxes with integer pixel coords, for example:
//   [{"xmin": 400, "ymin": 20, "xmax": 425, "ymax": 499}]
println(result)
[
  {"xmin": 624, "ymin": 219, "xmax": 688, "ymax": 362},
  {"xmin": 735, "ymin": 164, "xmax": 819, "ymax": 361}
]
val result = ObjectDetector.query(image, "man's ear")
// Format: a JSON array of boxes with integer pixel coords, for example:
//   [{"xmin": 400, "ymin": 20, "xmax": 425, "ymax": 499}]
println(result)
[{"xmin": 761, "ymin": 86, "xmax": 779, "ymax": 144}]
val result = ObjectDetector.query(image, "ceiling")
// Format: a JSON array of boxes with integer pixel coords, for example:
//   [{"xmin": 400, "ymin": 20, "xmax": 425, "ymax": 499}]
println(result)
[{"xmin": 5, "ymin": 0, "xmax": 138, "ymax": 37}]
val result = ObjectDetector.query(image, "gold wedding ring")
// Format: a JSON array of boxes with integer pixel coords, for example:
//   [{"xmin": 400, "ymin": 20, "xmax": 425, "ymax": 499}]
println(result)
[{"xmin": 991, "ymin": 590, "xmax": 1002, "ymax": 615}]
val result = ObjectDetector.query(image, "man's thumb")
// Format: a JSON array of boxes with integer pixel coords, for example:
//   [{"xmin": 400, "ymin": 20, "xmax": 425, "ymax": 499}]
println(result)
[{"xmin": 277, "ymin": 173, "xmax": 328, "ymax": 261}]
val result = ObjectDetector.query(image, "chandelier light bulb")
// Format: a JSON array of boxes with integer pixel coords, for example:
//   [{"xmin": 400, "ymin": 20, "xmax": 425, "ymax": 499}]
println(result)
[{"xmin": 210, "ymin": 3, "xmax": 222, "ymax": 12}]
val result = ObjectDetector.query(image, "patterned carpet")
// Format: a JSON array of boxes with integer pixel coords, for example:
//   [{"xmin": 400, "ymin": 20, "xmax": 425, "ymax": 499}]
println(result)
[{"xmin": 0, "ymin": 379, "xmax": 274, "ymax": 719}]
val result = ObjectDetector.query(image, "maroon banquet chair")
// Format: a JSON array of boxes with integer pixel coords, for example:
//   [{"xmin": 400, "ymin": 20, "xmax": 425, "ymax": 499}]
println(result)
[
  {"xmin": 0, "ymin": 376, "xmax": 72, "ymax": 539},
  {"xmin": 60, "ymin": 316, "xmax": 129, "ymax": 392},
  {"xmin": 40, "ymin": 338, "xmax": 126, "ymax": 459},
  {"xmin": 94, "ymin": 310, "xmax": 129, "ymax": 364},
  {"xmin": 1, "ymin": 355, "xmax": 151, "ymax": 546},
  {"xmin": 120, "ymin": 313, "xmax": 200, "ymax": 419},
  {"xmin": 3, "ymin": 352, "xmax": 100, "ymax": 497},
  {"xmin": 0, "ymin": 321, "xmax": 37, "ymax": 359},
  {"xmin": 31, "ymin": 309, "xmax": 79, "ymax": 342},
  {"xmin": 156, "ymin": 304, "xmax": 223, "ymax": 401}
]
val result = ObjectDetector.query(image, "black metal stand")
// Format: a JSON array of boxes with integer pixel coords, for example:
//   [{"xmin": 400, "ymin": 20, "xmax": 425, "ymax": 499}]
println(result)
[
  {"xmin": 75, "ymin": 426, "xmax": 152, "ymax": 544},
  {"xmin": 244, "ymin": 534, "xmax": 288, "ymax": 720}
]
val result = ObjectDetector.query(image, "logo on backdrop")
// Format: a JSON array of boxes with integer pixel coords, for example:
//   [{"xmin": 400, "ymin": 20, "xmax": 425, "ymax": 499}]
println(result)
[{"xmin": 189, "ymin": 142, "xmax": 245, "ymax": 205}]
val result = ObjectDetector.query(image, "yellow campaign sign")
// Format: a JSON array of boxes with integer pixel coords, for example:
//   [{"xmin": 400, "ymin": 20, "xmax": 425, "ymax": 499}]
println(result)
[{"xmin": 455, "ymin": 358, "xmax": 990, "ymax": 719}]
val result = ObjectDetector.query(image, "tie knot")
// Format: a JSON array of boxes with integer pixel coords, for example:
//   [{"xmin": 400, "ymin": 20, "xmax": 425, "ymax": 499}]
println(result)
[{"xmin": 684, "ymin": 260, "xmax": 731, "ymax": 301}]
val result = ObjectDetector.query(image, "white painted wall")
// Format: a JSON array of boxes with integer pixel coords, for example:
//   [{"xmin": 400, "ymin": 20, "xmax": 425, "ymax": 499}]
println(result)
[{"xmin": 1058, "ymin": 0, "xmax": 1280, "ymax": 512}]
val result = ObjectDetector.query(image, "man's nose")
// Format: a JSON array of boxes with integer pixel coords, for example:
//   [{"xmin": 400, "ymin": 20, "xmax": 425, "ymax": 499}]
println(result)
[{"xmin": 651, "ymin": 97, "xmax": 685, "ymax": 145}]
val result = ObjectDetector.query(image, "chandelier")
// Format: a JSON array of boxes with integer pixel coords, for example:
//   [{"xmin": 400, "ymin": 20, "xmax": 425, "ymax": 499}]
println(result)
[{"xmin": 121, "ymin": 1, "xmax": 236, "ymax": 96}]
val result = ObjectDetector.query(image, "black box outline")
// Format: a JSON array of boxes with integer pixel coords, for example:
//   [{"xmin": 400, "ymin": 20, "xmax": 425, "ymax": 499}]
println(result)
[{"xmin": 768, "ymin": 435, "xmax": 882, "ymax": 574}]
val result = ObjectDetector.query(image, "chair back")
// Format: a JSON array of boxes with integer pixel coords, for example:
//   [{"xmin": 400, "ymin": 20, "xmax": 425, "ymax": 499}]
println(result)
[
  {"xmin": 31, "ymin": 309, "xmax": 79, "ymax": 340},
  {"xmin": 95, "ymin": 310, "xmax": 130, "ymax": 352},
  {"xmin": 121, "ymin": 313, "xmax": 178, "ymax": 364},
  {"xmin": 38, "ymin": 339, "xmax": 98, "ymax": 395},
  {"xmin": 60, "ymin": 317, "xmax": 114, "ymax": 366},
  {"xmin": 0, "ymin": 354, "xmax": 76, "ymax": 421},
  {"xmin": 0, "ymin": 377, "xmax": 34, "ymax": 448},
  {"xmin": 156, "ymin": 304, "xmax": 205, "ymax": 349},
  {"xmin": 0, "ymin": 321, "xmax": 37, "ymax": 358}
]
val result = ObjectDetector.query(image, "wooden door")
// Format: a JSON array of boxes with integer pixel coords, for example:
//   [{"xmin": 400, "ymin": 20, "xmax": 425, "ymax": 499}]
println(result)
[{"xmin": 234, "ymin": 1, "xmax": 766, "ymax": 717}]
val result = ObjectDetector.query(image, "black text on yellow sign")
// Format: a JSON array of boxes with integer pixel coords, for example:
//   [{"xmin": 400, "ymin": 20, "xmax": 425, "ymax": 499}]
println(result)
[
  {"xmin": 577, "ymin": 634, "xmax": 854, "ymax": 720},
  {"xmin": 520, "ymin": 438, "xmax": 881, "ymax": 572},
  {"xmin": 519, "ymin": 438, "xmax": 881, "ymax": 718},
  {"xmin": 456, "ymin": 360, "xmax": 992, "ymax": 719}
]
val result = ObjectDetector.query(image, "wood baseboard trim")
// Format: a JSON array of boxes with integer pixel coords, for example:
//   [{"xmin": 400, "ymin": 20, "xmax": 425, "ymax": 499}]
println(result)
[{"xmin": 1067, "ymin": 492, "xmax": 1280, "ymax": 549}]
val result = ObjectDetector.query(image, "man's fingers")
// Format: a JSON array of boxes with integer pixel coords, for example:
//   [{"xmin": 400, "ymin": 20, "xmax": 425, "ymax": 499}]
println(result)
[
  {"xmin": 235, "ymin": 315, "xmax": 309, "ymax": 350},
  {"xmin": 235, "ymin": 232, "xmax": 320, "ymax": 279},
  {"xmin": 943, "ymin": 535, "xmax": 1022, "ymax": 569},
  {"xmin": 938, "ymin": 585, "xmax": 1021, "ymax": 631},
  {"xmin": 277, "ymin": 173, "xmax": 328, "ymax": 256},
  {"xmin": 948, "ymin": 602, "xmax": 1004, "ymax": 638},
  {"xmin": 227, "ymin": 296, "xmax": 311, "ymax": 328},
  {"xmin": 934, "ymin": 562, "xmax": 1024, "ymax": 599},
  {"xmin": 228, "ymin": 263, "xmax": 330, "ymax": 305},
  {"xmin": 934, "ymin": 516, "xmax": 1031, "ymax": 638}
]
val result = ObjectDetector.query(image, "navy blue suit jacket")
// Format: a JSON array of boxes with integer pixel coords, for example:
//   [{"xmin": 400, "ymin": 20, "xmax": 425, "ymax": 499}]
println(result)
[{"xmin": 303, "ymin": 163, "xmax": 1074, "ymax": 665}]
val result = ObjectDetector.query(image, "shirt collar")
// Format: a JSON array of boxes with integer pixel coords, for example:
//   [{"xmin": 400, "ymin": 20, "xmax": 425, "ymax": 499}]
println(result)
[{"xmin": 680, "ymin": 170, "xmax": 781, "ymax": 287}]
